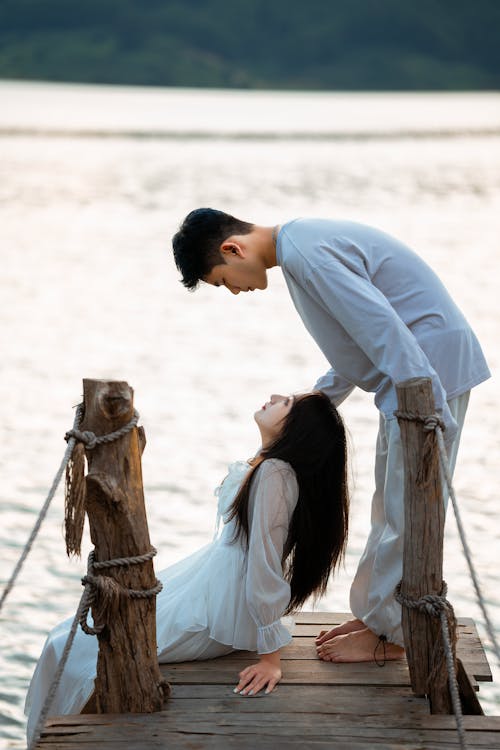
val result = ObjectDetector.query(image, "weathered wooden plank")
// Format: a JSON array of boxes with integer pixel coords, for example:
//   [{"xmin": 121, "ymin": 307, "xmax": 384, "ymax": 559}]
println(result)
[
  {"xmin": 38, "ymin": 712, "xmax": 500, "ymax": 749},
  {"xmin": 43, "ymin": 712, "xmax": 500, "ymax": 731},
  {"xmin": 294, "ymin": 611, "xmax": 349, "ymax": 624},
  {"xmin": 160, "ymin": 685, "xmax": 429, "ymax": 715},
  {"xmin": 34, "ymin": 612, "xmax": 498, "ymax": 750},
  {"xmin": 455, "ymin": 621, "xmax": 493, "ymax": 682},
  {"xmin": 161, "ymin": 660, "xmax": 412, "ymax": 686},
  {"xmin": 35, "ymin": 740, "xmax": 500, "ymax": 750}
]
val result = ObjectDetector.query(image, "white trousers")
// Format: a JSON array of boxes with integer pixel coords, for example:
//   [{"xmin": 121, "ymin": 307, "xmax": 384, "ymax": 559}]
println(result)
[{"xmin": 349, "ymin": 391, "xmax": 470, "ymax": 647}]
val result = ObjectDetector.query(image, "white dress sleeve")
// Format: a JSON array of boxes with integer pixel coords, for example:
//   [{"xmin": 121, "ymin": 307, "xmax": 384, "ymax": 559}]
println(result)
[{"xmin": 245, "ymin": 459, "xmax": 299, "ymax": 654}]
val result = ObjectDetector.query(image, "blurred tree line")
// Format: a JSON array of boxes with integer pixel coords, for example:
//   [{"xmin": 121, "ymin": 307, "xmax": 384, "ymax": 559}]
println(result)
[{"xmin": 0, "ymin": 0, "xmax": 498, "ymax": 89}]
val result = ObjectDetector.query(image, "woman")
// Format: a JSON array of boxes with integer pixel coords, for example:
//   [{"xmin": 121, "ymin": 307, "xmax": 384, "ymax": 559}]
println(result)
[{"xmin": 26, "ymin": 391, "xmax": 349, "ymax": 739}]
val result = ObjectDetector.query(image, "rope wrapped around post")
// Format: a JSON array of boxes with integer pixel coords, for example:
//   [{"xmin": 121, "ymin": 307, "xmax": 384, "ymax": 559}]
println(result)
[
  {"xmin": 80, "ymin": 548, "xmax": 163, "ymax": 636},
  {"xmin": 27, "ymin": 396, "xmax": 168, "ymax": 750},
  {"xmin": 394, "ymin": 580, "xmax": 465, "ymax": 748},
  {"xmin": 394, "ymin": 583, "xmax": 462, "ymax": 713},
  {"xmin": 394, "ymin": 410, "xmax": 445, "ymax": 487},
  {"xmin": 394, "ymin": 406, "xmax": 466, "ymax": 749},
  {"xmin": 64, "ymin": 406, "xmax": 140, "ymax": 557},
  {"xmin": 395, "ymin": 406, "xmax": 500, "ymax": 667}
]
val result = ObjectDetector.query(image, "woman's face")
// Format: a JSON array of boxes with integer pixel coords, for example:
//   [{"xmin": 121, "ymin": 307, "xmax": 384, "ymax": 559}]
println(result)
[{"xmin": 254, "ymin": 394, "xmax": 294, "ymax": 445}]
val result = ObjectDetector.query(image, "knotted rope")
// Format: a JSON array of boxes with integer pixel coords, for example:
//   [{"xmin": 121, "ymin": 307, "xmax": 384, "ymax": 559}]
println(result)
[
  {"xmin": 0, "ymin": 403, "xmax": 141, "ymax": 613},
  {"xmin": 79, "ymin": 548, "xmax": 162, "ymax": 635},
  {"xmin": 393, "ymin": 410, "xmax": 444, "ymax": 487},
  {"xmin": 394, "ymin": 408, "xmax": 500, "ymax": 666},
  {"xmin": 0, "ymin": 402, "xmax": 162, "ymax": 749},
  {"xmin": 394, "ymin": 582, "xmax": 464, "ymax": 747},
  {"xmin": 64, "ymin": 407, "xmax": 139, "ymax": 556},
  {"xmin": 0, "ymin": 404, "xmax": 85, "ymax": 614},
  {"xmin": 65, "ymin": 410, "xmax": 140, "ymax": 448},
  {"xmin": 29, "ymin": 547, "xmax": 163, "ymax": 750},
  {"xmin": 394, "ymin": 408, "xmax": 500, "ymax": 750}
]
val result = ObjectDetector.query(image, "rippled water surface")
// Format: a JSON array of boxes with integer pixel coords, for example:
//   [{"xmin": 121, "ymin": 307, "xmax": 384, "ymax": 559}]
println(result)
[{"xmin": 1, "ymin": 82, "xmax": 499, "ymax": 747}]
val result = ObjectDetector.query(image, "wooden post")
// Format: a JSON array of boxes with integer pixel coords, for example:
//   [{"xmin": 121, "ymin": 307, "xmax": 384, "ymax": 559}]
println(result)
[
  {"xmin": 395, "ymin": 377, "xmax": 454, "ymax": 713},
  {"xmin": 79, "ymin": 378, "xmax": 168, "ymax": 714}
]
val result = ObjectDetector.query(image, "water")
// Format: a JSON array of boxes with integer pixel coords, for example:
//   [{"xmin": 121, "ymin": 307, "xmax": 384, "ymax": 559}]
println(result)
[{"xmin": 0, "ymin": 81, "xmax": 499, "ymax": 746}]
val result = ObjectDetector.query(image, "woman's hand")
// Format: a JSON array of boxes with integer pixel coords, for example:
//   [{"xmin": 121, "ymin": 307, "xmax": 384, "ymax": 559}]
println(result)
[{"xmin": 234, "ymin": 651, "xmax": 281, "ymax": 696}]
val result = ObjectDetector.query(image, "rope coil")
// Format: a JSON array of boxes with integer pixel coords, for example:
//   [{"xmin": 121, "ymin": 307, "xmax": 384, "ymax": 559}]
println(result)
[
  {"xmin": 64, "ymin": 406, "xmax": 140, "ymax": 557},
  {"xmin": 394, "ymin": 410, "xmax": 446, "ymax": 432},
  {"xmin": 395, "ymin": 580, "xmax": 453, "ymax": 619},
  {"xmin": 28, "ymin": 545, "xmax": 162, "ymax": 750},
  {"xmin": 394, "ymin": 410, "xmax": 444, "ymax": 487},
  {"xmin": 65, "ymin": 408, "xmax": 139, "ymax": 449},
  {"xmin": 79, "ymin": 548, "xmax": 163, "ymax": 636},
  {"xmin": 395, "ymin": 579, "xmax": 464, "ymax": 748}
]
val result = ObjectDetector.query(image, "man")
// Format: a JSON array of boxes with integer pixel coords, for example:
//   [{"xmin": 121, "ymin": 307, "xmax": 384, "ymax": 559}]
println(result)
[{"xmin": 172, "ymin": 208, "xmax": 490, "ymax": 662}]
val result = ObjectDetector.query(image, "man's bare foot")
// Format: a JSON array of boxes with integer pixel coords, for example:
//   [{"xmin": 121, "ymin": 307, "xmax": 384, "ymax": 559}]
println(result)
[
  {"xmin": 315, "ymin": 617, "xmax": 365, "ymax": 645},
  {"xmin": 316, "ymin": 627, "xmax": 405, "ymax": 663}
]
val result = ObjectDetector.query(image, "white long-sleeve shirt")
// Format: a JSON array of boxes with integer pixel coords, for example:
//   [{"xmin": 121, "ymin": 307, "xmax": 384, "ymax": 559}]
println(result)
[{"xmin": 277, "ymin": 218, "xmax": 490, "ymax": 439}]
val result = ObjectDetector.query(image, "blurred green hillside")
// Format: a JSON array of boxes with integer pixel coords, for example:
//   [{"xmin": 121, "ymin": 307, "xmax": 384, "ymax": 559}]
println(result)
[{"xmin": 0, "ymin": 0, "xmax": 498, "ymax": 89}]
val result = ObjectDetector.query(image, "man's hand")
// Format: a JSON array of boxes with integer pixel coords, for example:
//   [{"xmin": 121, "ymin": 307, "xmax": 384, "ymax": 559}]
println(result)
[{"xmin": 234, "ymin": 651, "xmax": 281, "ymax": 696}]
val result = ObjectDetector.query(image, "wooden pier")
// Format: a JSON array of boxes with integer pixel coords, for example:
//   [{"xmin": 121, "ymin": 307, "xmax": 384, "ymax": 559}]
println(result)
[
  {"xmin": 30, "ymin": 379, "xmax": 500, "ymax": 749},
  {"xmin": 36, "ymin": 611, "xmax": 499, "ymax": 749}
]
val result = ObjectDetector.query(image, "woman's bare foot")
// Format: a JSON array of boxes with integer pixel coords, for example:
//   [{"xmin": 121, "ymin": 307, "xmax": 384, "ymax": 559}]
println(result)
[
  {"xmin": 315, "ymin": 617, "xmax": 365, "ymax": 645},
  {"xmin": 316, "ymin": 627, "xmax": 405, "ymax": 663}
]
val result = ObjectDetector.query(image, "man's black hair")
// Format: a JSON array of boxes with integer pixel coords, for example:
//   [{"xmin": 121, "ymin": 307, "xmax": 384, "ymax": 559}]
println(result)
[{"xmin": 172, "ymin": 208, "xmax": 253, "ymax": 290}]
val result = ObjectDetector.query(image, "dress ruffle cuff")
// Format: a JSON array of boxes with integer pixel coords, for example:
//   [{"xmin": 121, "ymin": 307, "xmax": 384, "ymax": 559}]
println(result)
[{"xmin": 257, "ymin": 618, "xmax": 293, "ymax": 654}]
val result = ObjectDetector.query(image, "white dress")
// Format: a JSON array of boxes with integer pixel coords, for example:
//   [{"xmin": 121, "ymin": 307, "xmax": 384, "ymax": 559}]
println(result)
[{"xmin": 25, "ymin": 458, "xmax": 298, "ymax": 741}]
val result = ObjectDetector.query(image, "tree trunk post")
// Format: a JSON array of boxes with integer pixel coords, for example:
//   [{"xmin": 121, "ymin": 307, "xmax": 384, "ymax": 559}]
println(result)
[
  {"xmin": 79, "ymin": 378, "xmax": 168, "ymax": 714},
  {"xmin": 395, "ymin": 377, "xmax": 454, "ymax": 713}
]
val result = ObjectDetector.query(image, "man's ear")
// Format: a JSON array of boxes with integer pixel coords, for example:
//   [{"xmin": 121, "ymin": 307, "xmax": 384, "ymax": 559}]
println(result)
[{"xmin": 220, "ymin": 239, "xmax": 245, "ymax": 259}]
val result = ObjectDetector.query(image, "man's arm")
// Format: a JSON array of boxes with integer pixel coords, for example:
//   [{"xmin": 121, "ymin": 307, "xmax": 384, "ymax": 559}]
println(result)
[
  {"xmin": 306, "ymin": 259, "xmax": 458, "ymax": 443},
  {"xmin": 314, "ymin": 367, "xmax": 355, "ymax": 406}
]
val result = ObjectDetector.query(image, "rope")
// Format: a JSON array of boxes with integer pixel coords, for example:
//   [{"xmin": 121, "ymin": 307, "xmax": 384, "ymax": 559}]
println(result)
[
  {"xmin": 28, "ymin": 578, "xmax": 93, "ymax": 750},
  {"xmin": 0, "ymin": 401, "xmax": 160, "ymax": 749},
  {"xmin": 395, "ymin": 409, "xmax": 500, "ymax": 665},
  {"xmin": 79, "ymin": 548, "xmax": 163, "ymax": 635},
  {"xmin": 394, "ymin": 410, "xmax": 445, "ymax": 432},
  {"xmin": 28, "ymin": 546, "xmax": 161, "ymax": 749},
  {"xmin": 0, "ymin": 404, "xmax": 140, "ymax": 614},
  {"xmin": 434, "ymin": 425, "xmax": 500, "ymax": 666},
  {"xmin": 0, "ymin": 404, "xmax": 84, "ymax": 614},
  {"xmin": 395, "ymin": 582, "xmax": 465, "ymax": 749},
  {"xmin": 395, "ymin": 408, "xmax": 500, "ymax": 750},
  {"xmin": 65, "ymin": 409, "xmax": 139, "ymax": 449},
  {"xmin": 63, "ymin": 408, "xmax": 139, "ymax": 558}
]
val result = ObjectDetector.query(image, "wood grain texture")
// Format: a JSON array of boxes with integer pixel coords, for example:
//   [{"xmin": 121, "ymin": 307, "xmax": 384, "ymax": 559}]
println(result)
[
  {"xmin": 80, "ymin": 379, "xmax": 168, "ymax": 714},
  {"xmin": 396, "ymin": 378, "xmax": 453, "ymax": 712},
  {"xmin": 34, "ymin": 611, "xmax": 497, "ymax": 750}
]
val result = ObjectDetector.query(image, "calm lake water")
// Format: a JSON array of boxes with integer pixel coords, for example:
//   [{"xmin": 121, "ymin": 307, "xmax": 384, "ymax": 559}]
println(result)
[{"xmin": 0, "ymin": 81, "xmax": 499, "ymax": 746}]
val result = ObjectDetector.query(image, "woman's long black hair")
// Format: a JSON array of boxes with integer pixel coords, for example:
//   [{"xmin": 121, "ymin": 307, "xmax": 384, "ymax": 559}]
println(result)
[{"xmin": 227, "ymin": 392, "xmax": 349, "ymax": 614}]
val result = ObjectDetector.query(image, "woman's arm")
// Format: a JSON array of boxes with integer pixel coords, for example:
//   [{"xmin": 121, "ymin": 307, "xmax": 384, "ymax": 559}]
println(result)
[
  {"xmin": 235, "ymin": 460, "xmax": 299, "ymax": 696},
  {"xmin": 234, "ymin": 650, "xmax": 281, "ymax": 696}
]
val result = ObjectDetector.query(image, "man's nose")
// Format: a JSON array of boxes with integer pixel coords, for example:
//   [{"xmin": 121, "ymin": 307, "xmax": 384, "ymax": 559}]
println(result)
[{"xmin": 228, "ymin": 286, "xmax": 240, "ymax": 295}]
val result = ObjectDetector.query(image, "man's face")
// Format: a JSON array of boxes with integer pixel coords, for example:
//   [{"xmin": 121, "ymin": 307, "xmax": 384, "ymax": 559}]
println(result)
[{"xmin": 204, "ymin": 253, "xmax": 268, "ymax": 295}]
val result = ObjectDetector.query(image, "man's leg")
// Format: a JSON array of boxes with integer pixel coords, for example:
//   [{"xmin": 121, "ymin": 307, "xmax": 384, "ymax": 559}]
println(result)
[
  {"xmin": 316, "ymin": 415, "xmax": 389, "ymax": 644},
  {"xmin": 317, "ymin": 392, "xmax": 469, "ymax": 662}
]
